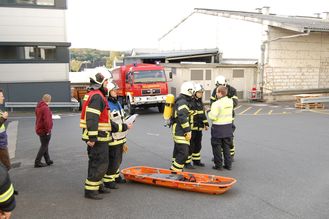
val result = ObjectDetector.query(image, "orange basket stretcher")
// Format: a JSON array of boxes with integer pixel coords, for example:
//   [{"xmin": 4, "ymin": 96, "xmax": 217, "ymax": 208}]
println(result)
[{"xmin": 121, "ymin": 166, "xmax": 237, "ymax": 195}]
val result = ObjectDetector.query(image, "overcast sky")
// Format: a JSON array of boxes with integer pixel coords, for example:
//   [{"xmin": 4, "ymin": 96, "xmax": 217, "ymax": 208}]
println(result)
[{"xmin": 66, "ymin": 0, "xmax": 329, "ymax": 51}]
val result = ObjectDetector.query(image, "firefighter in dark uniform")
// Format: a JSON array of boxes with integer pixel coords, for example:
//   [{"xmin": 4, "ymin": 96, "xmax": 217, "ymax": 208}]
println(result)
[
  {"xmin": 80, "ymin": 73, "xmax": 128, "ymax": 200},
  {"xmin": 0, "ymin": 162, "xmax": 16, "ymax": 219},
  {"xmin": 210, "ymin": 75, "xmax": 238, "ymax": 159},
  {"xmin": 170, "ymin": 81, "xmax": 195, "ymax": 172},
  {"xmin": 103, "ymin": 81, "xmax": 131, "ymax": 189},
  {"xmin": 209, "ymin": 86, "xmax": 234, "ymax": 170},
  {"xmin": 187, "ymin": 83, "xmax": 209, "ymax": 168}
]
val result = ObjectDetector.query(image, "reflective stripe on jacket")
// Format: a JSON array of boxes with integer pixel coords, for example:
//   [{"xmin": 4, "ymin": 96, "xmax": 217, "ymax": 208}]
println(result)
[{"xmin": 80, "ymin": 89, "xmax": 111, "ymax": 142}]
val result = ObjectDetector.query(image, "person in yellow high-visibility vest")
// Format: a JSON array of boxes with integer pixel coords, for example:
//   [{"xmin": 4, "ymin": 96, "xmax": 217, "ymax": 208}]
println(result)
[{"xmin": 208, "ymin": 86, "xmax": 234, "ymax": 170}]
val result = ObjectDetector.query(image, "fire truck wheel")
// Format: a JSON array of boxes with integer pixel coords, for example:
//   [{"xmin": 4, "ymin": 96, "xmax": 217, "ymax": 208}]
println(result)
[
  {"xmin": 158, "ymin": 103, "xmax": 165, "ymax": 113},
  {"xmin": 127, "ymin": 99, "xmax": 135, "ymax": 115}
]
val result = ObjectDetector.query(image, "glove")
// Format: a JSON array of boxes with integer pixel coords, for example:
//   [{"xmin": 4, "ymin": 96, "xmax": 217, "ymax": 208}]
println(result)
[
  {"xmin": 184, "ymin": 132, "xmax": 192, "ymax": 141},
  {"xmin": 123, "ymin": 143, "xmax": 128, "ymax": 153}
]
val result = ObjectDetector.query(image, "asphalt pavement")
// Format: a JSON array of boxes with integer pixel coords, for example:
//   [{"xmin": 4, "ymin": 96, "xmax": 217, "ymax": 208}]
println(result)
[{"xmin": 7, "ymin": 103, "xmax": 329, "ymax": 219}]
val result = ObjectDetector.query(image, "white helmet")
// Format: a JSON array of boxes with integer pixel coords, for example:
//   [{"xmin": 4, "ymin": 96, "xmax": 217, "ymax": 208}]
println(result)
[
  {"xmin": 215, "ymin": 75, "xmax": 227, "ymax": 86},
  {"xmin": 94, "ymin": 66, "xmax": 112, "ymax": 79},
  {"xmin": 194, "ymin": 83, "xmax": 204, "ymax": 92},
  {"xmin": 180, "ymin": 81, "xmax": 195, "ymax": 97},
  {"xmin": 89, "ymin": 72, "xmax": 108, "ymax": 89},
  {"xmin": 107, "ymin": 81, "xmax": 119, "ymax": 91}
]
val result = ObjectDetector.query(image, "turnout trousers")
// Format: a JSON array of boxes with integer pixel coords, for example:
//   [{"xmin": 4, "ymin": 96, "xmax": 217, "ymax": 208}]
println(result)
[
  {"xmin": 211, "ymin": 137, "xmax": 232, "ymax": 168},
  {"xmin": 171, "ymin": 142, "xmax": 189, "ymax": 172},
  {"xmin": 85, "ymin": 141, "xmax": 109, "ymax": 192},
  {"xmin": 103, "ymin": 143, "xmax": 124, "ymax": 184},
  {"xmin": 191, "ymin": 130, "xmax": 202, "ymax": 162}
]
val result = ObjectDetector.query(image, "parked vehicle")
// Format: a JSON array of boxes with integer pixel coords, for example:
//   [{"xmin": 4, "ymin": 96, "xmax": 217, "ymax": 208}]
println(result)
[{"xmin": 112, "ymin": 63, "xmax": 168, "ymax": 114}]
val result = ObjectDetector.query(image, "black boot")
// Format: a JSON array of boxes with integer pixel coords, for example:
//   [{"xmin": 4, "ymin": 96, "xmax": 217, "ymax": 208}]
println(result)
[
  {"xmin": 193, "ymin": 160, "xmax": 205, "ymax": 167},
  {"xmin": 184, "ymin": 163, "xmax": 195, "ymax": 169},
  {"xmin": 104, "ymin": 181, "xmax": 119, "ymax": 189},
  {"xmin": 46, "ymin": 160, "xmax": 54, "ymax": 166},
  {"xmin": 85, "ymin": 190, "xmax": 103, "ymax": 200},
  {"xmin": 34, "ymin": 162, "xmax": 47, "ymax": 168},
  {"xmin": 99, "ymin": 184, "xmax": 111, "ymax": 194},
  {"xmin": 115, "ymin": 175, "xmax": 127, "ymax": 184}
]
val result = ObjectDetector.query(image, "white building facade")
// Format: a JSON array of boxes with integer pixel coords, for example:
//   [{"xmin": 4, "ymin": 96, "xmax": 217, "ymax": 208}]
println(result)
[{"xmin": 0, "ymin": 0, "xmax": 71, "ymax": 102}]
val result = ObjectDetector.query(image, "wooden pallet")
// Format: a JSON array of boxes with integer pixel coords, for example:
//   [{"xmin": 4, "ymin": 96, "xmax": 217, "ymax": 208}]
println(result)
[
  {"xmin": 294, "ymin": 94, "xmax": 325, "ymax": 109},
  {"xmin": 295, "ymin": 102, "xmax": 325, "ymax": 109}
]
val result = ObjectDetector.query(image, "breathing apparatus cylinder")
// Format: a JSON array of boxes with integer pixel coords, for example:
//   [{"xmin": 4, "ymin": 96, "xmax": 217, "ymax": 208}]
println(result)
[{"xmin": 163, "ymin": 94, "xmax": 175, "ymax": 121}]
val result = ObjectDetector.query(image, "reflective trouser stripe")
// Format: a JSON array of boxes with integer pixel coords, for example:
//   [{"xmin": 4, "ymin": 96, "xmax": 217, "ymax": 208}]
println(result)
[
  {"xmin": 0, "ymin": 184, "xmax": 14, "ymax": 203},
  {"xmin": 85, "ymin": 179, "xmax": 101, "ymax": 191},
  {"xmin": 114, "ymin": 169, "xmax": 120, "ymax": 178},
  {"xmin": 170, "ymin": 160, "xmax": 184, "ymax": 172},
  {"xmin": 230, "ymin": 141, "xmax": 235, "ymax": 156},
  {"xmin": 109, "ymin": 138, "xmax": 126, "ymax": 146},
  {"xmin": 185, "ymin": 155, "xmax": 192, "ymax": 164},
  {"xmin": 173, "ymin": 136, "xmax": 190, "ymax": 145},
  {"xmin": 192, "ymin": 152, "xmax": 201, "ymax": 161},
  {"xmin": 103, "ymin": 174, "xmax": 115, "ymax": 183}
]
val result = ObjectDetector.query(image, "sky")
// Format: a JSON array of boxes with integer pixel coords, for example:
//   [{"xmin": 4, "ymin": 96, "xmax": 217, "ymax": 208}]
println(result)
[{"xmin": 66, "ymin": 0, "xmax": 329, "ymax": 52}]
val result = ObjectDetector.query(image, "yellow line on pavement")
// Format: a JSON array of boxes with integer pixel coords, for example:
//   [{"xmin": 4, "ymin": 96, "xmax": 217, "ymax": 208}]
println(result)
[
  {"xmin": 254, "ymin": 108, "xmax": 262, "ymax": 115},
  {"xmin": 239, "ymin": 107, "xmax": 252, "ymax": 115},
  {"xmin": 269, "ymin": 110, "xmax": 273, "ymax": 115}
]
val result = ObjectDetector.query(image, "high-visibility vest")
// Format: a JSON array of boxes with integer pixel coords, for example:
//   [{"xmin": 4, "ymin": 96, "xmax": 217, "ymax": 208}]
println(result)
[
  {"xmin": 208, "ymin": 96, "xmax": 233, "ymax": 125},
  {"xmin": 80, "ymin": 90, "xmax": 111, "ymax": 131}
]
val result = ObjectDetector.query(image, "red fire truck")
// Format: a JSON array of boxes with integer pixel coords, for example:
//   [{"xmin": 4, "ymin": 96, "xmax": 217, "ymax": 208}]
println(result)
[{"xmin": 111, "ymin": 63, "xmax": 168, "ymax": 114}]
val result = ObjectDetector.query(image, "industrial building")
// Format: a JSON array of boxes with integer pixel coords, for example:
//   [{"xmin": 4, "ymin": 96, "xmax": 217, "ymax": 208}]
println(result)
[
  {"xmin": 159, "ymin": 7, "xmax": 329, "ymax": 101},
  {"xmin": 0, "ymin": 0, "xmax": 71, "ymax": 103}
]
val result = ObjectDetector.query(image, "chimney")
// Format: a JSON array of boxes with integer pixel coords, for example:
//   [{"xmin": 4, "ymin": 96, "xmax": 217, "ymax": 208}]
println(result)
[
  {"xmin": 262, "ymin": 6, "xmax": 270, "ymax": 15},
  {"xmin": 323, "ymin": 12, "xmax": 329, "ymax": 20}
]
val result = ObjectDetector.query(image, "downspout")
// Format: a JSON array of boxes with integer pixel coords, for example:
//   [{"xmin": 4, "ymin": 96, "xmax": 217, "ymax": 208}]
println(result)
[{"xmin": 259, "ymin": 29, "xmax": 311, "ymax": 100}]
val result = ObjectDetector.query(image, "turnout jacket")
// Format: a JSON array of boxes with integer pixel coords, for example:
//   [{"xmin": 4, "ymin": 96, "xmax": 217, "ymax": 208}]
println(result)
[
  {"xmin": 108, "ymin": 97, "xmax": 128, "ymax": 146},
  {"xmin": 0, "ymin": 113, "xmax": 7, "ymax": 149},
  {"xmin": 190, "ymin": 98, "xmax": 209, "ymax": 131},
  {"xmin": 80, "ymin": 89, "xmax": 127, "ymax": 142},
  {"xmin": 171, "ymin": 94, "xmax": 193, "ymax": 144},
  {"xmin": 0, "ymin": 162, "xmax": 15, "ymax": 212}
]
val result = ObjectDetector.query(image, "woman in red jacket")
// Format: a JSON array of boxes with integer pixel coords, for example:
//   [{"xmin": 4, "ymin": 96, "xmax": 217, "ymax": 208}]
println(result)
[{"xmin": 34, "ymin": 94, "xmax": 53, "ymax": 168}]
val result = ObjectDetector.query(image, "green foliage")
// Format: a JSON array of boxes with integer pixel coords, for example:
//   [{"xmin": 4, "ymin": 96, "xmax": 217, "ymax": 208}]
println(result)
[{"xmin": 70, "ymin": 48, "xmax": 124, "ymax": 70}]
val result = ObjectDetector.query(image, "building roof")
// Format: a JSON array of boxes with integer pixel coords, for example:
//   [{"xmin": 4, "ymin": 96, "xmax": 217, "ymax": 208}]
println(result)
[
  {"xmin": 127, "ymin": 48, "xmax": 220, "ymax": 59},
  {"xmin": 195, "ymin": 8, "xmax": 329, "ymax": 33},
  {"xmin": 221, "ymin": 58, "xmax": 258, "ymax": 65}
]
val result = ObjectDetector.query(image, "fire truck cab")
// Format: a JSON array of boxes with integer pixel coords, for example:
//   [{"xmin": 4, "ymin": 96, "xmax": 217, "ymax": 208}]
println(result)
[{"xmin": 112, "ymin": 63, "xmax": 168, "ymax": 114}]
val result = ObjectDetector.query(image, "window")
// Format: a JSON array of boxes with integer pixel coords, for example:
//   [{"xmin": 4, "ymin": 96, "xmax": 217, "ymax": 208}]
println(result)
[
  {"xmin": 171, "ymin": 87, "xmax": 176, "ymax": 97},
  {"xmin": 205, "ymin": 70, "xmax": 212, "ymax": 80},
  {"xmin": 0, "ymin": 46, "xmax": 56, "ymax": 61},
  {"xmin": 190, "ymin": 70, "xmax": 203, "ymax": 80},
  {"xmin": 171, "ymin": 67, "xmax": 176, "ymax": 75},
  {"xmin": 204, "ymin": 90, "xmax": 211, "ymax": 101},
  {"xmin": 0, "ymin": 0, "xmax": 54, "ymax": 5},
  {"xmin": 233, "ymin": 69, "xmax": 244, "ymax": 78}
]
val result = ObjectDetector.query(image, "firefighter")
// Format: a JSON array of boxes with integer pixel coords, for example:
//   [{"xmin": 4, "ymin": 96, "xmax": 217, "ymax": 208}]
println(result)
[
  {"xmin": 103, "ymin": 81, "xmax": 131, "ymax": 189},
  {"xmin": 0, "ymin": 162, "xmax": 16, "ymax": 219},
  {"xmin": 80, "ymin": 72, "xmax": 128, "ymax": 200},
  {"xmin": 210, "ymin": 75, "xmax": 238, "ymax": 159},
  {"xmin": 187, "ymin": 83, "xmax": 209, "ymax": 168},
  {"xmin": 170, "ymin": 81, "xmax": 195, "ymax": 172},
  {"xmin": 209, "ymin": 86, "xmax": 234, "ymax": 170}
]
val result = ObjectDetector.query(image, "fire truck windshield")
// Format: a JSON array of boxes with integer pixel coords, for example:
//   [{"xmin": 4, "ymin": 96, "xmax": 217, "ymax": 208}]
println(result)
[{"xmin": 133, "ymin": 70, "xmax": 166, "ymax": 83}]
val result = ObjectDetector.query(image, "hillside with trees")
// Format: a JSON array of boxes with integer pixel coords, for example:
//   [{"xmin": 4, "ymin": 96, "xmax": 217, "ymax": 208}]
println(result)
[{"xmin": 70, "ymin": 48, "xmax": 124, "ymax": 71}]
